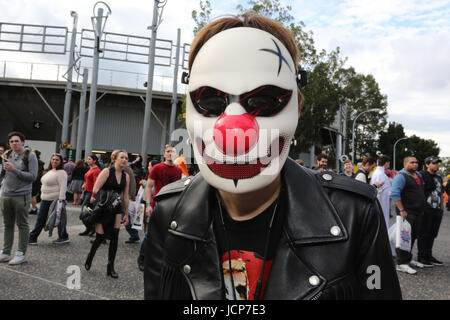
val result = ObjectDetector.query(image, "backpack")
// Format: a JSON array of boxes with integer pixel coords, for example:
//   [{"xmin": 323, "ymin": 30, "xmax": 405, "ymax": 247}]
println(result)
[{"xmin": 0, "ymin": 148, "xmax": 32, "ymax": 178}]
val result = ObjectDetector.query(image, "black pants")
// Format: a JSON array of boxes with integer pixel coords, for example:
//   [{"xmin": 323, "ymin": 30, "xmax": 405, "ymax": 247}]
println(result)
[
  {"xmin": 396, "ymin": 212, "xmax": 423, "ymax": 265},
  {"xmin": 418, "ymin": 207, "xmax": 443, "ymax": 260}
]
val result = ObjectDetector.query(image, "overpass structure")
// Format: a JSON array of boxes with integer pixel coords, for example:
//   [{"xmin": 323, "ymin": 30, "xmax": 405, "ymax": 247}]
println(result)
[{"xmin": 0, "ymin": 3, "xmax": 188, "ymax": 162}]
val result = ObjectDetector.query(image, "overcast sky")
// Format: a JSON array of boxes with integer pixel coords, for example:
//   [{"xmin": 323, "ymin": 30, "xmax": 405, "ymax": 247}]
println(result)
[{"xmin": 0, "ymin": 0, "xmax": 449, "ymax": 157}]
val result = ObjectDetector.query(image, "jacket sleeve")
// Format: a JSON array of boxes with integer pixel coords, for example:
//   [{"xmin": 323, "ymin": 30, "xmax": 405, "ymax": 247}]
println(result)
[{"xmin": 356, "ymin": 199, "xmax": 402, "ymax": 299}]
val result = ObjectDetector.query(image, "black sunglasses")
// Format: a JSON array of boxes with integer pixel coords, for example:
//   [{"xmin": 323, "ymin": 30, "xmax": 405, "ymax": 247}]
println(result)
[{"xmin": 189, "ymin": 85, "xmax": 293, "ymax": 118}]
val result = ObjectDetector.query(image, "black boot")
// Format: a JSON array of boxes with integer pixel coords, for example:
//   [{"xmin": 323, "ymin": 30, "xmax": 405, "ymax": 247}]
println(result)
[
  {"xmin": 85, "ymin": 233, "xmax": 104, "ymax": 270},
  {"xmin": 107, "ymin": 229, "xmax": 119, "ymax": 279}
]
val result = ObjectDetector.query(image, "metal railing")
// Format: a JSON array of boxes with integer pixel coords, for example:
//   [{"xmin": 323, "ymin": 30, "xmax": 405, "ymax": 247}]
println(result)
[{"xmin": 0, "ymin": 60, "xmax": 186, "ymax": 93}]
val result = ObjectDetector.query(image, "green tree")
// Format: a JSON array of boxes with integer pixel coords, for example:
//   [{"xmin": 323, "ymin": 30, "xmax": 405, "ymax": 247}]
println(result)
[
  {"xmin": 192, "ymin": 0, "xmax": 212, "ymax": 35},
  {"xmin": 405, "ymin": 135, "xmax": 440, "ymax": 170},
  {"xmin": 378, "ymin": 122, "xmax": 440, "ymax": 170},
  {"xmin": 378, "ymin": 122, "xmax": 407, "ymax": 169}
]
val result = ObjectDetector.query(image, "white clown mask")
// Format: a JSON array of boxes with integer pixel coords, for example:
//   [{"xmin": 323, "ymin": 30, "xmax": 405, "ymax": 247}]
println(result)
[{"xmin": 186, "ymin": 27, "xmax": 299, "ymax": 194}]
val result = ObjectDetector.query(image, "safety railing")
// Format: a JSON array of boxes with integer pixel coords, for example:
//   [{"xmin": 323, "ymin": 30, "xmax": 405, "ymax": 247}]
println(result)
[{"xmin": 0, "ymin": 60, "xmax": 186, "ymax": 93}]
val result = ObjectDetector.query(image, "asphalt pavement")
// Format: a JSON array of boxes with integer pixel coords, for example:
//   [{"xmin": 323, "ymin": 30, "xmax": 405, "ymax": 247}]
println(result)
[{"xmin": 0, "ymin": 203, "xmax": 449, "ymax": 300}]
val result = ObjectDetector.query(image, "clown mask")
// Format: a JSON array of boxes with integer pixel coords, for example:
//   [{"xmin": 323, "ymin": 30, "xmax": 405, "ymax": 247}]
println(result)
[{"xmin": 186, "ymin": 27, "xmax": 299, "ymax": 194}]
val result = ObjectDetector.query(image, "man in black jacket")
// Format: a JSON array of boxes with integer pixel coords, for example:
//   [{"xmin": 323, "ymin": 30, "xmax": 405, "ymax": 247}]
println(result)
[
  {"xmin": 419, "ymin": 156, "xmax": 444, "ymax": 266},
  {"xmin": 143, "ymin": 13, "xmax": 401, "ymax": 300}
]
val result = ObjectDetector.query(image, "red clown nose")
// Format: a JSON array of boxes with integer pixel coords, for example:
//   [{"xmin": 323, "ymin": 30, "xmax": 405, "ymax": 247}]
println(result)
[{"xmin": 213, "ymin": 113, "xmax": 259, "ymax": 156}]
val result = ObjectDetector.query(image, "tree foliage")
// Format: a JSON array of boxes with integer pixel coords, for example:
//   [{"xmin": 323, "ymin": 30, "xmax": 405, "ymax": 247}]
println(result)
[{"xmin": 378, "ymin": 122, "xmax": 440, "ymax": 170}]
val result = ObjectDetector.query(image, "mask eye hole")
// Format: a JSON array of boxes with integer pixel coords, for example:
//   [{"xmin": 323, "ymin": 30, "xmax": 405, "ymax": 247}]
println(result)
[
  {"xmin": 190, "ymin": 87, "xmax": 228, "ymax": 117},
  {"xmin": 241, "ymin": 86, "xmax": 293, "ymax": 117}
]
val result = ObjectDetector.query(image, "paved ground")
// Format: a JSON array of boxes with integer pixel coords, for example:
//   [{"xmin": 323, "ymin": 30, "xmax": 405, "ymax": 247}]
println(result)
[
  {"xmin": 0, "ymin": 204, "xmax": 144, "ymax": 300},
  {"xmin": 0, "ymin": 203, "xmax": 449, "ymax": 300}
]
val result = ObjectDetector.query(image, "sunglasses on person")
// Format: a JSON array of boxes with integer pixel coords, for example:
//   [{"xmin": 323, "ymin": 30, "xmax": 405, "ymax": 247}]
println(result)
[{"xmin": 189, "ymin": 85, "xmax": 293, "ymax": 118}]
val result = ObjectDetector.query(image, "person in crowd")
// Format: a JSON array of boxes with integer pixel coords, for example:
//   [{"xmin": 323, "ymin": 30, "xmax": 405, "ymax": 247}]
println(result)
[
  {"xmin": 29, "ymin": 153, "xmax": 68, "ymax": 245},
  {"xmin": 370, "ymin": 155, "xmax": 395, "ymax": 256},
  {"xmin": 391, "ymin": 156, "xmax": 426, "ymax": 274},
  {"xmin": 341, "ymin": 159, "xmax": 355, "ymax": 178},
  {"xmin": 64, "ymin": 157, "xmax": 75, "ymax": 203},
  {"xmin": 140, "ymin": 147, "xmax": 182, "ymax": 271},
  {"xmin": 29, "ymin": 149, "xmax": 45, "ymax": 215},
  {"xmin": 69, "ymin": 160, "xmax": 87, "ymax": 205},
  {"xmin": 0, "ymin": 131, "xmax": 38, "ymax": 265},
  {"xmin": 144, "ymin": 144, "xmax": 182, "ymax": 217},
  {"xmin": 137, "ymin": 159, "xmax": 160, "ymax": 271},
  {"xmin": 84, "ymin": 150, "xmax": 130, "ymax": 279},
  {"xmin": 108, "ymin": 150, "xmax": 138, "ymax": 244},
  {"xmin": 174, "ymin": 154, "xmax": 190, "ymax": 178},
  {"xmin": 295, "ymin": 159, "xmax": 304, "ymax": 166},
  {"xmin": 354, "ymin": 156, "xmax": 376, "ymax": 184},
  {"xmin": 144, "ymin": 13, "xmax": 401, "ymax": 300},
  {"xmin": 79, "ymin": 154, "xmax": 101, "ymax": 236},
  {"xmin": 418, "ymin": 156, "xmax": 444, "ymax": 266},
  {"xmin": 131, "ymin": 154, "xmax": 146, "ymax": 192},
  {"xmin": 315, "ymin": 153, "xmax": 328, "ymax": 172},
  {"xmin": 64, "ymin": 158, "xmax": 75, "ymax": 183},
  {"xmin": 444, "ymin": 175, "xmax": 450, "ymax": 210}
]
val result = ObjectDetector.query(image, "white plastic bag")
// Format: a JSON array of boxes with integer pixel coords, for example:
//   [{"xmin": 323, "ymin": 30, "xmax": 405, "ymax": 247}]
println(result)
[
  {"xmin": 131, "ymin": 203, "xmax": 145, "ymax": 230},
  {"xmin": 135, "ymin": 185, "xmax": 145, "ymax": 204},
  {"xmin": 128, "ymin": 201, "xmax": 137, "ymax": 226},
  {"xmin": 55, "ymin": 201, "xmax": 63, "ymax": 226},
  {"xmin": 390, "ymin": 215, "xmax": 411, "ymax": 252}
]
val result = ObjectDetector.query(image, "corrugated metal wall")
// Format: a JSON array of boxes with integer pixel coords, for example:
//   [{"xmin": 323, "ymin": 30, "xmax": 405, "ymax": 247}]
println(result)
[{"xmin": 92, "ymin": 94, "xmax": 170, "ymax": 154}]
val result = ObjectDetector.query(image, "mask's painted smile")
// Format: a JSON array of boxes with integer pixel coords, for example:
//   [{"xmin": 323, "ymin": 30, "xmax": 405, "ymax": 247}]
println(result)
[{"xmin": 197, "ymin": 137, "xmax": 285, "ymax": 183}]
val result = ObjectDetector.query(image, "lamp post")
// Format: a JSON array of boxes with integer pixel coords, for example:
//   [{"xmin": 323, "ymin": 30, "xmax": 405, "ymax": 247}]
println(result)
[
  {"xmin": 351, "ymin": 108, "xmax": 380, "ymax": 163},
  {"xmin": 393, "ymin": 137, "xmax": 408, "ymax": 171}
]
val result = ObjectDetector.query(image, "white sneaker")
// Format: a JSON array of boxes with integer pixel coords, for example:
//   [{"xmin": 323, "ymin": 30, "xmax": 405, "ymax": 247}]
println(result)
[
  {"xmin": 410, "ymin": 260, "xmax": 424, "ymax": 268},
  {"xmin": 396, "ymin": 264, "xmax": 417, "ymax": 274},
  {"xmin": 8, "ymin": 251, "xmax": 27, "ymax": 265},
  {"xmin": 0, "ymin": 252, "xmax": 12, "ymax": 263}
]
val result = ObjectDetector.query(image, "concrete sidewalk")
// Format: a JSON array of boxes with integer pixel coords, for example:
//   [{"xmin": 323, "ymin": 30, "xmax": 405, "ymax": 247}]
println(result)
[
  {"xmin": 0, "ymin": 204, "xmax": 449, "ymax": 299},
  {"xmin": 0, "ymin": 204, "xmax": 144, "ymax": 300}
]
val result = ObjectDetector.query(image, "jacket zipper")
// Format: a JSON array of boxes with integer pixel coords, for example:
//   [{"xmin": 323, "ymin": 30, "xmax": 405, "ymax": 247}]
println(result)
[{"xmin": 311, "ymin": 291, "xmax": 323, "ymax": 300}]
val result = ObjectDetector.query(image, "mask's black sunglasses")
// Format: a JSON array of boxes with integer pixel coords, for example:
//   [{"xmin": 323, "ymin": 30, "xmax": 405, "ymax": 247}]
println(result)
[{"xmin": 189, "ymin": 85, "xmax": 293, "ymax": 118}]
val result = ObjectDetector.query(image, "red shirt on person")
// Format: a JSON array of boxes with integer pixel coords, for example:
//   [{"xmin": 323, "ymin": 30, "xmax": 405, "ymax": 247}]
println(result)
[
  {"xmin": 149, "ymin": 162, "xmax": 182, "ymax": 208},
  {"xmin": 84, "ymin": 167, "xmax": 101, "ymax": 192}
]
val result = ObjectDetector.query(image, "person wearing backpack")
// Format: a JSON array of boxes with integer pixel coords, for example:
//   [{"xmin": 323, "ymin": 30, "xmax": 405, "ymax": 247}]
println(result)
[{"xmin": 0, "ymin": 132, "xmax": 38, "ymax": 265}]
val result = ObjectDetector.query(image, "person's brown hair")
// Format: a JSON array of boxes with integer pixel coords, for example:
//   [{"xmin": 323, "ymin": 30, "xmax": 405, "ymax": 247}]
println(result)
[
  {"xmin": 75, "ymin": 159, "xmax": 85, "ymax": 169},
  {"xmin": 47, "ymin": 153, "xmax": 64, "ymax": 170},
  {"xmin": 362, "ymin": 156, "xmax": 376, "ymax": 166},
  {"xmin": 188, "ymin": 12, "xmax": 304, "ymax": 113},
  {"xmin": 8, "ymin": 131, "xmax": 25, "ymax": 142}
]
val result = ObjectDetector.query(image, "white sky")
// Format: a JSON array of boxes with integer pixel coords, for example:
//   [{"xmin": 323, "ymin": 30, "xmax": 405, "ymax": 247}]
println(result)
[{"xmin": 0, "ymin": 0, "xmax": 449, "ymax": 156}]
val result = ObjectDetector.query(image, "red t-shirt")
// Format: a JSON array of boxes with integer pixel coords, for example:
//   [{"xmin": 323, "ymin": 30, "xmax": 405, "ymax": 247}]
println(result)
[
  {"xmin": 149, "ymin": 162, "xmax": 182, "ymax": 208},
  {"xmin": 84, "ymin": 167, "xmax": 101, "ymax": 192}
]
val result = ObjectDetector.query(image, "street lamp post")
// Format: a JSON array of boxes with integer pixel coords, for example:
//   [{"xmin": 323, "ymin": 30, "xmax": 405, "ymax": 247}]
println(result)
[
  {"xmin": 393, "ymin": 137, "xmax": 408, "ymax": 171},
  {"xmin": 351, "ymin": 108, "xmax": 380, "ymax": 163}
]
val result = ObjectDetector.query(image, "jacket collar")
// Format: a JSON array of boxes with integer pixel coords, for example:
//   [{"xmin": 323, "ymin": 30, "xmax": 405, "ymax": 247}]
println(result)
[{"xmin": 171, "ymin": 158, "xmax": 347, "ymax": 245}]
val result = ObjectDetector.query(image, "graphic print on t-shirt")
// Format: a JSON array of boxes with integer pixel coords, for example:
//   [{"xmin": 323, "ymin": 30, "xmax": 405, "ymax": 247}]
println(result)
[{"xmin": 222, "ymin": 250, "xmax": 272, "ymax": 300}]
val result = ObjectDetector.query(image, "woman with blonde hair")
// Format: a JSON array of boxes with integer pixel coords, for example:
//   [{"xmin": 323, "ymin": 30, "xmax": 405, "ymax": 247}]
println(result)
[{"xmin": 84, "ymin": 150, "xmax": 130, "ymax": 278}]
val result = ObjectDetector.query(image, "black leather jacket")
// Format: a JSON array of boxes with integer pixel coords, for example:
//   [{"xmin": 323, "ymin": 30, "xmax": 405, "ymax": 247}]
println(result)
[{"xmin": 144, "ymin": 158, "xmax": 402, "ymax": 300}]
